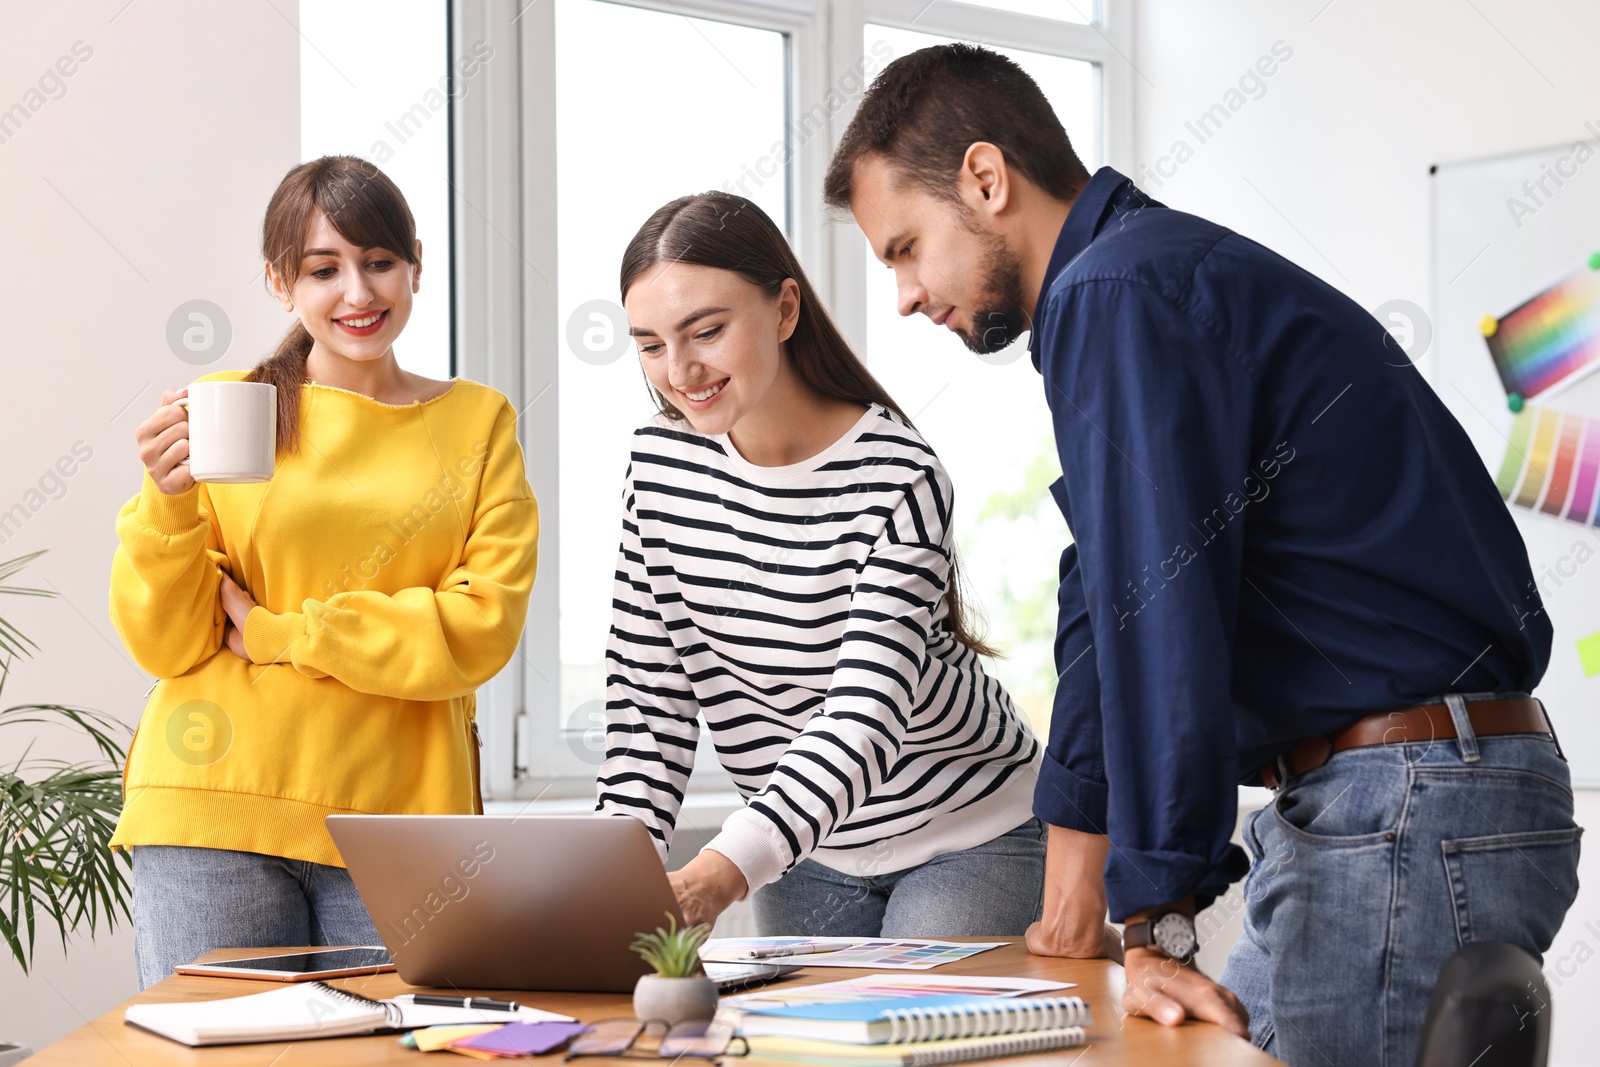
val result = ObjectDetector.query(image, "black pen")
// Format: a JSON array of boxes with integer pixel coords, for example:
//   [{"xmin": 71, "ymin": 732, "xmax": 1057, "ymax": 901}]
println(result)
[{"xmin": 410, "ymin": 994, "xmax": 520, "ymax": 1012}]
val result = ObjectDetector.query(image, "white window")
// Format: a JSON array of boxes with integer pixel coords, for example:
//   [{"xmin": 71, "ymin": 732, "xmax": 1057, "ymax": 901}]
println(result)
[
  {"xmin": 943, "ymin": 0, "xmax": 1093, "ymax": 22},
  {"xmin": 553, "ymin": 0, "xmax": 790, "ymax": 792},
  {"xmin": 859, "ymin": 22, "xmax": 1099, "ymax": 736},
  {"xmin": 299, "ymin": 0, "xmax": 454, "ymax": 382},
  {"xmin": 455, "ymin": 0, "xmax": 1130, "ymax": 799}
]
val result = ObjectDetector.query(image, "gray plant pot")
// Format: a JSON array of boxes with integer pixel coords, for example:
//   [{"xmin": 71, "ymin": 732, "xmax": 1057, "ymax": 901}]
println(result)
[
  {"xmin": 0, "ymin": 1042, "xmax": 32, "ymax": 1065},
  {"xmin": 632, "ymin": 974, "xmax": 719, "ymax": 1025}
]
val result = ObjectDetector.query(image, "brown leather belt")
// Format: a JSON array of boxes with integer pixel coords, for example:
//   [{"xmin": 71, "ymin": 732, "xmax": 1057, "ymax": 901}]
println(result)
[{"xmin": 1259, "ymin": 697, "xmax": 1550, "ymax": 790}]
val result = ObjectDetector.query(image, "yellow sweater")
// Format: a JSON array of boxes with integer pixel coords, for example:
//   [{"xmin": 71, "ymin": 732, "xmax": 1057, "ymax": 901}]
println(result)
[{"xmin": 108, "ymin": 371, "xmax": 538, "ymax": 866}]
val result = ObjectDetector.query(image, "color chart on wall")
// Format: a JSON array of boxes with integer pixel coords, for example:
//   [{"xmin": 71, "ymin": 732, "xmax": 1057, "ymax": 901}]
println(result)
[
  {"xmin": 1482, "ymin": 260, "xmax": 1600, "ymax": 404},
  {"xmin": 1438, "ymin": 142, "xmax": 1600, "ymax": 778},
  {"xmin": 1495, "ymin": 403, "xmax": 1600, "ymax": 523}
]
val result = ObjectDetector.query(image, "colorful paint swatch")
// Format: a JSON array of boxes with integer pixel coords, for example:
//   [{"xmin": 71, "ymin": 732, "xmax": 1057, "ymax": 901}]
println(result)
[
  {"xmin": 722, "ymin": 973, "xmax": 1072, "ymax": 1014},
  {"xmin": 1495, "ymin": 403, "xmax": 1600, "ymax": 525},
  {"xmin": 1483, "ymin": 265, "xmax": 1600, "ymax": 401},
  {"xmin": 1578, "ymin": 631, "xmax": 1600, "ymax": 678},
  {"xmin": 1513, "ymin": 407, "xmax": 1561, "ymax": 510}
]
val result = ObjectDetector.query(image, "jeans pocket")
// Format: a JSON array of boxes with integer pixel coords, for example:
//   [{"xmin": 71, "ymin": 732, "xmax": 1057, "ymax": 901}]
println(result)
[
  {"xmin": 1271, "ymin": 758, "xmax": 1403, "ymax": 846},
  {"xmin": 1443, "ymin": 826, "xmax": 1583, "ymax": 955}
]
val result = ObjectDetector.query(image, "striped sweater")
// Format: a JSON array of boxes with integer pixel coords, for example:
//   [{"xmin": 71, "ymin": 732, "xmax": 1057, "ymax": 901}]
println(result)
[{"xmin": 595, "ymin": 404, "xmax": 1040, "ymax": 893}]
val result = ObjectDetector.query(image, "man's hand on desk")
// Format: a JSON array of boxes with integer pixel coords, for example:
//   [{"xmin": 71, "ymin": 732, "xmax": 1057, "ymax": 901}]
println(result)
[
  {"xmin": 1119, "ymin": 897, "xmax": 1248, "ymax": 1037},
  {"xmin": 1026, "ymin": 915, "xmax": 1123, "ymax": 961},
  {"xmin": 1025, "ymin": 824, "xmax": 1123, "ymax": 962},
  {"xmin": 1122, "ymin": 945, "xmax": 1249, "ymax": 1038},
  {"xmin": 667, "ymin": 848, "xmax": 748, "ymax": 928}
]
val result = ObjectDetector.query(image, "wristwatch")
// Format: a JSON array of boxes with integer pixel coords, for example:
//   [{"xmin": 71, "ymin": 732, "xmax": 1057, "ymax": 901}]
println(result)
[{"xmin": 1122, "ymin": 911, "xmax": 1198, "ymax": 963}]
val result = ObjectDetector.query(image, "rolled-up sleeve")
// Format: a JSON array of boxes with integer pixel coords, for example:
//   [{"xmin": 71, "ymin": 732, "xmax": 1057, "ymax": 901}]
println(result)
[
  {"xmin": 1033, "ymin": 533, "xmax": 1109, "ymax": 835},
  {"xmin": 1038, "ymin": 279, "xmax": 1253, "ymax": 919}
]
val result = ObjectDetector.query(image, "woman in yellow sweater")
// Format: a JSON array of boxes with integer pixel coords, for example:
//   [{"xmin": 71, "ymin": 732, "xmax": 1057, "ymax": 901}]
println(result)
[{"xmin": 109, "ymin": 156, "xmax": 539, "ymax": 989}]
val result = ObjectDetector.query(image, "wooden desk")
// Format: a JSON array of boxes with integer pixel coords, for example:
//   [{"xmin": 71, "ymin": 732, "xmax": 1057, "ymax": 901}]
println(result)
[{"xmin": 29, "ymin": 942, "xmax": 1282, "ymax": 1065}]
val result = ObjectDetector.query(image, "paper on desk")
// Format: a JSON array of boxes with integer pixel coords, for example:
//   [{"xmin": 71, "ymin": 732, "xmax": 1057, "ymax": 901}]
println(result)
[
  {"xmin": 412, "ymin": 1024, "xmax": 501, "ymax": 1051},
  {"xmin": 700, "ymin": 938, "xmax": 1007, "ymax": 970},
  {"xmin": 450, "ymin": 1020, "xmax": 587, "ymax": 1057},
  {"xmin": 719, "ymin": 971, "xmax": 1073, "ymax": 1014}
]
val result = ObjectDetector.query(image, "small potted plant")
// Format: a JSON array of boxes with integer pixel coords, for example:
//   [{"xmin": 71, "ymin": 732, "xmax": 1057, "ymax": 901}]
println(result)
[{"xmin": 630, "ymin": 912, "xmax": 716, "ymax": 1024}]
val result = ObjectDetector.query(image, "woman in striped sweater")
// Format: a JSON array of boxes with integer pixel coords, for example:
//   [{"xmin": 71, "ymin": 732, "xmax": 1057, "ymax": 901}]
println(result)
[{"xmin": 595, "ymin": 192, "xmax": 1044, "ymax": 936}]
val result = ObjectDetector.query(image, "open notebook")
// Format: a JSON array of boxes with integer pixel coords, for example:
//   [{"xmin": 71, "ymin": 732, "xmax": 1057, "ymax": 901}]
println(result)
[{"xmin": 124, "ymin": 982, "xmax": 572, "ymax": 1046}]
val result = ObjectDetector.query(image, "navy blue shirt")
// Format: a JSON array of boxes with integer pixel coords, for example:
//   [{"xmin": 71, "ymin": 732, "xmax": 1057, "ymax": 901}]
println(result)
[{"xmin": 1029, "ymin": 167, "xmax": 1551, "ymax": 920}]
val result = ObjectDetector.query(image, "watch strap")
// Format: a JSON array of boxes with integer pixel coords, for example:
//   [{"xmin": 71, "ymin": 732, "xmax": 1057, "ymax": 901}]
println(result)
[{"xmin": 1122, "ymin": 919, "xmax": 1156, "ymax": 951}]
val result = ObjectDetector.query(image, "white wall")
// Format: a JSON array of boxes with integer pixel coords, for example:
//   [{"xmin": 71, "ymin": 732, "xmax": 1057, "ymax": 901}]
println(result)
[
  {"xmin": 1127, "ymin": 2, "xmax": 1600, "ymax": 1063},
  {"xmin": 0, "ymin": 0, "xmax": 299, "ymax": 1050}
]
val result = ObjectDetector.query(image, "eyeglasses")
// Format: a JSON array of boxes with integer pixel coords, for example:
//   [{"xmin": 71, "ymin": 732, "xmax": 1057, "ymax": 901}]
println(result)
[{"xmin": 563, "ymin": 1018, "xmax": 748, "ymax": 1062}]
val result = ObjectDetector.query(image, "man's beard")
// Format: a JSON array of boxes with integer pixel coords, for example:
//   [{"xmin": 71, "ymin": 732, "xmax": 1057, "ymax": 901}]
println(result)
[{"xmin": 956, "ymin": 231, "xmax": 1029, "ymax": 356}]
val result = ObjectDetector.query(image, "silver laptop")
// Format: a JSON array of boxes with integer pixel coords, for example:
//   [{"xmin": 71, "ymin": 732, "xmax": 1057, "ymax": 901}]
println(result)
[{"xmin": 326, "ymin": 814, "xmax": 794, "ymax": 993}]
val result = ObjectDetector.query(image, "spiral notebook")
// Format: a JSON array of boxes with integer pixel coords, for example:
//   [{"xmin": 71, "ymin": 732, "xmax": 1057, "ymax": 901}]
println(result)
[
  {"xmin": 744, "ymin": 1028, "xmax": 1090, "ymax": 1066},
  {"xmin": 123, "ymin": 982, "xmax": 571, "ymax": 1046},
  {"xmin": 737, "ymin": 994, "xmax": 1093, "ymax": 1044}
]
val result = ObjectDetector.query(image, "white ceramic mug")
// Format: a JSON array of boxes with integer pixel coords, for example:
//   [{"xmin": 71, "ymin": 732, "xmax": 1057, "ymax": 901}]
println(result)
[{"xmin": 176, "ymin": 381, "xmax": 277, "ymax": 483}]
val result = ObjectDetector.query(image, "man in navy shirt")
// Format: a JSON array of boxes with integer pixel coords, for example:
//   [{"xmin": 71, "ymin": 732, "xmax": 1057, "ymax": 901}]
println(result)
[{"xmin": 826, "ymin": 44, "xmax": 1581, "ymax": 1065}]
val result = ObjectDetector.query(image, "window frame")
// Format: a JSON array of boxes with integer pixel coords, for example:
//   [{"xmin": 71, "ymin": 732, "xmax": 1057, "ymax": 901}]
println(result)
[{"xmin": 452, "ymin": 0, "xmax": 1131, "ymax": 801}]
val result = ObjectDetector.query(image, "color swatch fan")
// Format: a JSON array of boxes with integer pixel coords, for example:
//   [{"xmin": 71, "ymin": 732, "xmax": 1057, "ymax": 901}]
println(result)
[
  {"xmin": 1494, "ymin": 403, "xmax": 1600, "ymax": 525},
  {"xmin": 1481, "ymin": 258, "xmax": 1600, "ymax": 406}
]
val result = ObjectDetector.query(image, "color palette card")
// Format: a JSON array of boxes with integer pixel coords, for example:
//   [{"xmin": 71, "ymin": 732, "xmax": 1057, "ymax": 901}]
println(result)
[
  {"xmin": 410, "ymin": 1024, "xmax": 501, "ymax": 1051},
  {"xmin": 1494, "ymin": 403, "xmax": 1600, "ymax": 524},
  {"xmin": 1482, "ymin": 264, "xmax": 1600, "ymax": 403},
  {"xmin": 721, "ymin": 972, "xmax": 1072, "ymax": 1014},
  {"xmin": 451, "ymin": 1021, "xmax": 587, "ymax": 1057}
]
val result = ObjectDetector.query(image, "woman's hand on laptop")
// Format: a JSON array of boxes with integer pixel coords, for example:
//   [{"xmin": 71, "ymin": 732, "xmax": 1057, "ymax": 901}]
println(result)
[{"xmin": 668, "ymin": 848, "xmax": 748, "ymax": 927}]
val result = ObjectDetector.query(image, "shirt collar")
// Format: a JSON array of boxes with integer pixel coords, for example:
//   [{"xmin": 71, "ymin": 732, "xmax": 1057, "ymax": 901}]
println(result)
[{"xmin": 1027, "ymin": 166, "xmax": 1138, "ymax": 364}]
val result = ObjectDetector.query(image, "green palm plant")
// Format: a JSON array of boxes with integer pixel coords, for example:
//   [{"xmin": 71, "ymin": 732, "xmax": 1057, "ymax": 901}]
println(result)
[
  {"xmin": 0, "ymin": 551, "xmax": 132, "ymax": 973},
  {"xmin": 630, "ymin": 912, "xmax": 711, "ymax": 978}
]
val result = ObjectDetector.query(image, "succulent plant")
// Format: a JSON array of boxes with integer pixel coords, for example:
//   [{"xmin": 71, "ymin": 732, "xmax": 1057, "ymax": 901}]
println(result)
[{"xmin": 629, "ymin": 911, "xmax": 712, "ymax": 978}]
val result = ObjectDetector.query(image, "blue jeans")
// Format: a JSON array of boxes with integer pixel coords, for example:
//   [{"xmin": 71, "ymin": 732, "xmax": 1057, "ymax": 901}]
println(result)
[
  {"xmin": 752, "ymin": 817, "xmax": 1046, "ymax": 937},
  {"xmin": 131, "ymin": 845, "xmax": 381, "ymax": 990},
  {"xmin": 1219, "ymin": 706, "xmax": 1583, "ymax": 1067}
]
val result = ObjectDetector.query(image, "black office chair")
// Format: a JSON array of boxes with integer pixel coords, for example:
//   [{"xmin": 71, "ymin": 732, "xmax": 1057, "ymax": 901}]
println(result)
[{"xmin": 1413, "ymin": 941, "xmax": 1550, "ymax": 1067}]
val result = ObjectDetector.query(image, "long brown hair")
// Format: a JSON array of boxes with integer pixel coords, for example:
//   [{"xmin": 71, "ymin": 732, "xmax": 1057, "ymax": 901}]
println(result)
[
  {"xmin": 619, "ymin": 192, "xmax": 996, "ymax": 658},
  {"xmin": 247, "ymin": 156, "xmax": 419, "ymax": 453}
]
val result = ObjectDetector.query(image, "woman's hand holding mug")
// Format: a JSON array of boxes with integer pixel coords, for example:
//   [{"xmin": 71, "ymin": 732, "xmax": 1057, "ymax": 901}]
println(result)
[
  {"xmin": 135, "ymin": 387, "xmax": 194, "ymax": 496},
  {"xmin": 135, "ymin": 382, "xmax": 277, "ymax": 493}
]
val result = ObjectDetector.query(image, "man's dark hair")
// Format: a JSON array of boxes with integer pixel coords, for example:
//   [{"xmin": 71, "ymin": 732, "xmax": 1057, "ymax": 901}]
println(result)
[{"xmin": 824, "ymin": 43, "xmax": 1091, "ymax": 211}]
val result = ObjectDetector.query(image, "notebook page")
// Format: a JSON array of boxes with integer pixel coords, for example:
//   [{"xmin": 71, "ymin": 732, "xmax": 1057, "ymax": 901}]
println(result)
[{"xmin": 124, "ymin": 982, "xmax": 390, "ymax": 1045}]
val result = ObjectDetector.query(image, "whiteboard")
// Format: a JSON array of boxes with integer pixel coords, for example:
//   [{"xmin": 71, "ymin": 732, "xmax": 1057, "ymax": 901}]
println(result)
[{"xmin": 1433, "ymin": 139, "xmax": 1600, "ymax": 786}]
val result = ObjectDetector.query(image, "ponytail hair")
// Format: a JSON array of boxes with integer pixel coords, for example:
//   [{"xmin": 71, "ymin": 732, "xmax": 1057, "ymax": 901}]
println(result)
[
  {"xmin": 247, "ymin": 322, "xmax": 314, "ymax": 453},
  {"xmin": 620, "ymin": 192, "xmax": 997, "ymax": 659},
  {"xmin": 247, "ymin": 155, "xmax": 418, "ymax": 453}
]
